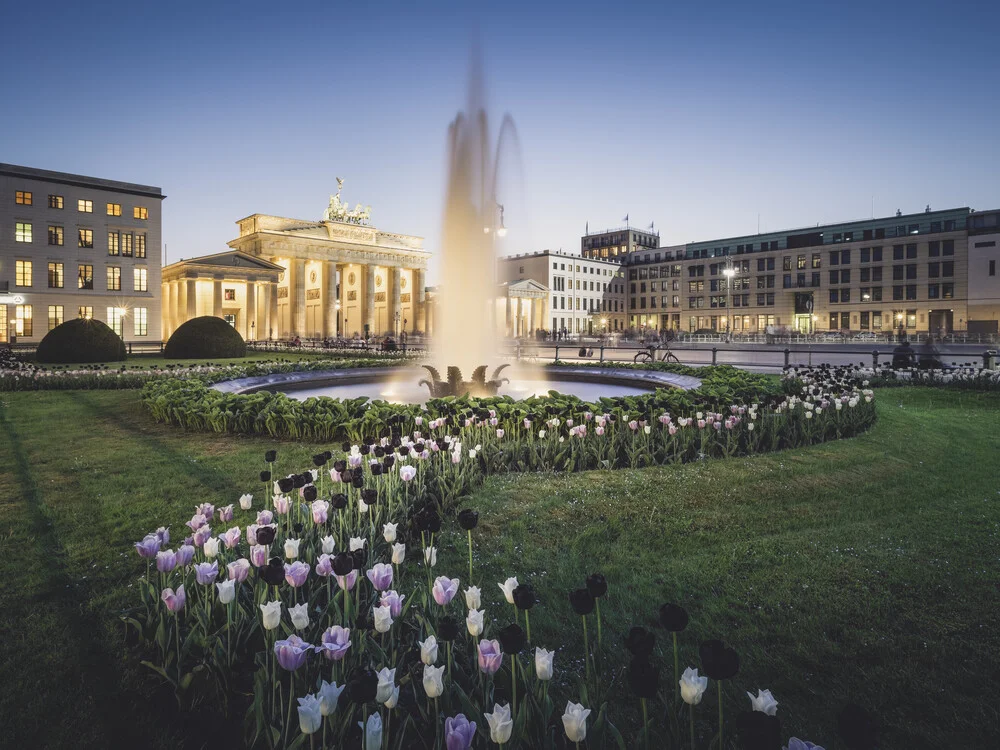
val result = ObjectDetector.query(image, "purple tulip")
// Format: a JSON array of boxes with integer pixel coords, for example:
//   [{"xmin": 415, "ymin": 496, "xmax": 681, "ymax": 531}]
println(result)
[
  {"xmin": 316, "ymin": 626, "xmax": 351, "ymax": 661},
  {"xmin": 274, "ymin": 495, "xmax": 291, "ymax": 515},
  {"xmin": 284, "ymin": 561, "xmax": 310, "ymax": 588},
  {"xmin": 176, "ymin": 544, "xmax": 196, "ymax": 567},
  {"xmin": 256, "ymin": 509, "xmax": 274, "ymax": 525},
  {"xmin": 250, "ymin": 544, "xmax": 268, "ymax": 567},
  {"xmin": 228, "ymin": 558, "xmax": 251, "ymax": 583},
  {"xmin": 193, "ymin": 525, "xmax": 212, "ymax": 548},
  {"xmin": 311, "ymin": 500, "xmax": 329, "ymax": 525},
  {"xmin": 445, "ymin": 714, "xmax": 477, "ymax": 750},
  {"xmin": 335, "ymin": 570, "xmax": 358, "ymax": 591},
  {"xmin": 155, "ymin": 526, "xmax": 170, "ymax": 545},
  {"xmin": 135, "ymin": 534, "xmax": 161, "ymax": 559},
  {"xmin": 186, "ymin": 513, "xmax": 208, "ymax": 532},
  {"xmin": 433, "ymin": 577, "xmax": 460, "ymax": 606},
  {"xmin": 155, "ymin": 549, "xmax": 177, "ymax": 573},
  {"xmin": 274, "ymin": 634, "xmax": 312, "ymax": 670},
  {"xmin": 161, "ymin": 585, "xmax": 186, "ymax": 613},
  {"xmin": 366, "ymin": 563, "xmax": 394, "ymax": 591},
  {"xmin": 218, "ymin": 504, "xmax": 234, "ymax": 523},
  {"xmin": 194, "ymin": 561, "xmax": 219, "ymax": 585},
  {"xmin": 196, "ymin": 502, "xmax": 215, "ymax": 519},
  {"xmin": 315, "ymin": 554, "xmax": 333, "ymax": 577},
  {"xmin": 478, "ymin": 639, "xmax": 503, "ymax": 675},
  {"xmin": 380, "ymin": 590, "xmax": 405, "ymax": 618},
  {"xmin": 221, "ymin": 527, "xmax": 241, "ymax": 549}
]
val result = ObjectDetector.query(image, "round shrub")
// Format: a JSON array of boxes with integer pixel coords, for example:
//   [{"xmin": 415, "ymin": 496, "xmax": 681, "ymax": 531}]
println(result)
[
  {"xmin": 36, "ymin": 318, "xmax": 126, "ymax": 364},
  {"xmin": 165, "ymin": 316, "xmax": 246, "ymax": 359}
]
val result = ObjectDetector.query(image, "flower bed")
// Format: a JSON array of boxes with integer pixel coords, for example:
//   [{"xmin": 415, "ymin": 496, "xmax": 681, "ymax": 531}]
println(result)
[
  {"xmin": 783, "ymin": 363, "xmax": 1000, "ymax": 393},
  {"xmin": 127, "ymin": 370, "xmax": 877, "ymax": 748}
]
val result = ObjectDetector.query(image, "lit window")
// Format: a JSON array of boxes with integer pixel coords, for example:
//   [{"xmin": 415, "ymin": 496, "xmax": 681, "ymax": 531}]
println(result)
[
  {"xmin": 107, "ymin": 266, "xmax": 121, "ymax": 291},
  {"xmin": 47, "ymin": 262, "xmax": 64, "ymax": 288},
  {"xmin": 78, "ymin": 228, "xmax": 94, "ymax": 248},
  {"xmin": 78, "ymin": 306, "xmax": 93, "ymax": 320},
  {"xmin": 133, "ymin": 267, "xmax": 147, "ymax": 292},
  {"xmin": 133, "ymin": 307, "xmax": 148, "ymax": 336},
  {"xmin": 78, "ymin": 199, "xmax": 93, "ymax": 213},
  {"xmin": 14, "ymin": 222, "xmax": 32, "ymax": 242},
  {"xmin": 224, "ymin": 288, "xmax": 236, "ymax": 301},
  {"xmin": 48, "ymin": 194, "xmax": 63, "ymax": 209},
  {"xmin": 135, "ymin": 233, "xmax": 146, "ymax": 258},
  {"xmin": 121, "ymin": 232, "xmax": 133, "ymax": 257},
  {"xmin": 106, "ymin": 307, "xmax": 124, "ymax": 336},
  {"xmin": 106, "ymin": 202, "xmax": 122, "ymax": 216},
  {"xmin": 16, "ymin": 260, "xmax": 33, "ymax": 287},
  {"xmin": 15, "ymin": 305, "xmax": 33, "ymax": 337},
  {"xmin": 108, "ymin": 232, "xmax": 120, "ymax": 256},
  {"xmin": 48, "ymin": 305, "xmax": 64, "ymax": 331},
  {"xmin": 78, "ymin": 265, "xmax": 94, "ymax": 290},
  {"xmin": 133, "ymin": 206, "xmax": 148, "ymax": 220},
  {"xmin": 15, "ymin": 190, "xmax": 32, "ymax": 205},
  {"xmin": 48, "ymin": 226, "xmax": 64, "ymax": 246},
  {"xmin": 0, "ymin": 306, "xmax": 6, "ymax": 343}
]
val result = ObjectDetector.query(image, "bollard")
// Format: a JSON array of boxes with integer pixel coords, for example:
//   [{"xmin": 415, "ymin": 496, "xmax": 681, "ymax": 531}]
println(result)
[
  {"xmin": 783, "ymin": 348, "xmax": 790, "ymax": 367},
  {"xmin": 872, "ymin": 350, "xmax": 880, "ymax": 369},
  {"xmin": 554, "ymin": 345, "xmax": 559, "ymax": 363},
  {"xmin": 599, "ymin": 345, "xmax": 605, "ymax": 363},
  {"xmin": 984, "ymin": 350, "xmax": 997, "ymax": 370},
  {"xmin": 711, "ymin": 347, "xmax": 718, "ymax": 366}
]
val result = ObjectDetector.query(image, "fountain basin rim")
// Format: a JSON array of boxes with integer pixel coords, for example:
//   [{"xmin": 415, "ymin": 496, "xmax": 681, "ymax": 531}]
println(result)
[{"xmin": 211, "ymin": 365, "xmax": 701, "ymax": 397}]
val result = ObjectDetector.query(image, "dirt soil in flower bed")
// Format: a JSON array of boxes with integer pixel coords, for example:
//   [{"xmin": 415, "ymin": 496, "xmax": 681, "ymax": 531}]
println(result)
[{"xmin": 0, "ymin": 388, "xmax": 998, "ymax": 748}]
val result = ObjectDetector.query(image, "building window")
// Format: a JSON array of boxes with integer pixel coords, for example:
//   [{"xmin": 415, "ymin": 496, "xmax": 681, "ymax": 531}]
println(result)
[
  {"xmin": 829, "ymin": 312, "xmax": 838, "ymax": 330},
  {"xmin": 990, "ymin": 260, "xmax": 996, "ymax": 277},
  {"xmin": 106, "ymin": 202, "xmax": 122, "ymax": 216},
  {"xmin": 928, "ymin": 262, "xmax": 939, "ymax": 278},
  {"xmin": 893, "ymin": 285, "xmax": 903, "ymax": 301},
  {"xmin": 133, "ymin": 267, "xmax": 147, "ymax": 292},
  {"xmin": 941, "ymin": 261, "xmax": 954, "ymax": 277},
  {"xmin": 905, "ymin": 284, "xmax": 917, "ymax": 301},
  {"xmin": 796, "ymin": 255, "xmax": 806, "ymax": 270},
  {"xmin": 78, "ymin": 228, "xmax": 93, "ymax": 248},
  {"xmin": 135, "ymin": 233, "xmax": 146, "ymax": 258},
  {"xmin": 893, "ymin": 265, "xmax": 904, "ymax": 281},
  {"xmin": 106, "ymin": 307, "xmax": 124, "ymax": 336},
  {"xmin": 15, "ymin": 260, "xmax": 32, "ymax": 287},
  {"xmin": 48, "ymin": 194, "xmax": 63, "ymax": 209},
  {"xmin": 906, "ymin": 243, "xmax": 917, "ymax": 259},
  {"xmin": 928, "ymin": 241, "xmax": 939, "ymax": 257},
  {"xmin": 47, "ymin": 262, "xmax": 64, "ymax": 288},
  {"xmin": 829, "ymin": 289, "xmax": 839, "ymax": 303},
  {"xmin": 107, "ymin": 266, "xmax": 121, "ymax": 291},
  {"xmin": 840, "ymin": 288, "xmax": 851, "ymax": 303},
  {"xmin": 223, "ymin": 287, "xmax": 236, "ymax": 301},
  {"xmin": 928, "ymin": 283, "xmax": 939, "ymax": 299},
  {"xmin": 47, "ymin": 225, "xmax": 64, "ymax": 246},
  {"xmin": 15, "ymin": 222, "xmax": 32, "ymax": 242},
  {"xmin": 893, "ymin": 245, "xmax": 904, "ymax": 261},
  {"xmin": 942, "ymin": 283, "xmax": 954, "ymax": 299},
  {"xmin": 15, "ymin": 190, "xmax": 33, "ymax": 205},
  {"xmin": 828, "ymin": 251, "xmax": 839, "ymax": 266},
  {"xmin": 108, "ymin": 231, "xmax": 120, "ymax": 256},
  {"xmin": 133, "ymin": 307, "xmax": 148, "ymax": 336},
  {"xmin": 121, "ymin": 232, "xmax": 133, "ymax": 257},
  {"xmin": 15, "ymin": 305, "xmax": 32, "ymax": 336},
  {"xmin": 812, "ymin": 253, "xmax": 821, "ymax": 268},
  {"xmin": 905, "ymin": 264, "xmax": 917, "ymax": 280},
  {"xmin": 942, "ymin": 240, "xmax": 954, "ymax": 255},
  {"xmin": 47, "ymin": 305, "xmax": 64, "ymax": 331},
  {"xmin": 78, "ymin": 306, "xmax": 93, "ymax": 319},
  {"xmin": 78, "ymin": 199, "xmax": 93, "ymax": 213},
  {"xmin": 78, "ymin": 264, "xmax": 94, "ymax": 290}
]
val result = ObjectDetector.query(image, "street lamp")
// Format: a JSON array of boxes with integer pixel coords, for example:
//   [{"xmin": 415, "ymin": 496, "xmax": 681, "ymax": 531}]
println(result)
[{"xmin": 722, "ymin": 266, "xmax": 736, "ymax": 340}]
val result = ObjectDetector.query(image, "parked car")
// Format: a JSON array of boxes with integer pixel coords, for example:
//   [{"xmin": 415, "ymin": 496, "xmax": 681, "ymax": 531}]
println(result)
[
  {"xmin": 853, "ymin": 331, "xmax": 879, "ymax": 342},
  {"xmin": 818, "ymin": 332, "xmax": 842, "ymax": 342}
]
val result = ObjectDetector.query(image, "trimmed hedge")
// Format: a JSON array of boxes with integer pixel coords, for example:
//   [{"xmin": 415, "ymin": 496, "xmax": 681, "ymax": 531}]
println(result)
[
  {"xmin": 164, "ymin": 316, "xmax": 246, "ymax": 359},
  {"xmin": 35, "ymin": 318, "xmax": 126, "ymax": 364}
]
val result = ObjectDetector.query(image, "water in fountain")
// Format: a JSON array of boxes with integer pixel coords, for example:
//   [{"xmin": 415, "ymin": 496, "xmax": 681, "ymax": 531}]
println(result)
[{"xmin": 433, "ymin": 53, "xmax": 521, "ymax": 379}]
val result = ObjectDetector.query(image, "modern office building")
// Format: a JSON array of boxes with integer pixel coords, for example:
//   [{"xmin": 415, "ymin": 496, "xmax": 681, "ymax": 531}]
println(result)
[
  {"xmin": 581, "ymin": 224, "xmax": 659, "ymax": 262},
  {"xmin": 0, "ymin": 163, "xmax": 163, "ymax": 344},
  {"xmin": 497, "ymin": 249, "xmax": 628, "ymax": 336},
  {"xmin": 624, "ymin": 206, "xmax": 998, "ymax": 335}
]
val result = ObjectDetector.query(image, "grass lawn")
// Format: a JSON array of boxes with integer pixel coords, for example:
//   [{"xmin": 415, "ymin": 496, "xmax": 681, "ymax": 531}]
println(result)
[{"xmin": 0, "ymin": 387, "xmax": 997, "ymax": 748}]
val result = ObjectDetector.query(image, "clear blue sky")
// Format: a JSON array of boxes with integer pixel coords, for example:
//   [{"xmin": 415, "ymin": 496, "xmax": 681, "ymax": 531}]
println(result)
[{"xmin": 2, "ymin": 0, "xmax": 997, "ymax": 280}]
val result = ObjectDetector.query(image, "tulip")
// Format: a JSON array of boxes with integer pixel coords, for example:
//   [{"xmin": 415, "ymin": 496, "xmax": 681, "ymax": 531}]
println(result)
[
  {"xmin": 161, "ymin": 585, "xmax": 186, "ymax": 613},
  {"xmin": 218, "ymin": 504, "xmax": 234, "ymax": 522},
  {"xmin": 380, "ymin": 590, "xmax": 405, "ymax": 618},
  {"xmin": 373, "ymin": 604, "xmax": 393, "ymax": 633},
  {"xmin": 311, "ymin": 500, "xmax": 329, "ymax": 525},
  {"xmin": 391, "ymin": 543, "xmax": 406, "ymax": 565},
  {"xmin": 176, "ymin": 544, "xmax": 195, "ymax": 567},
  {"xmin": 260, "ymin": 600, "xmax": 282, "ymax": 630},
  {"xmin": 466, "ymin": 608, "xmax": 484, "ymax": 637},
  {"xmin": 485, "ymin": 702, "xmax": 513, "ymax": 744},
  {"xmin": 155, "ymin": 526, "xmax": 170, "ymax": 545},
  {"xmin": 156, "ymin": 549, "xmax": 177, "ymax": 573},
  {"xmin": 375, "ymin": 667, "xmax": 396, "ymax": 703},
  {"xmin": 433, "ymin": 576, "xmax": 460, "ymax": 606},
  {"xmin": 320, "ymin": 535, "xmax": 336, "ymax": 554},
  {"xmin": 221, "ymin": 527, "xmax": 241, "ymax": 549},
  {"xmin": 332, "ymin": 552, "xmax": 354, "ymax": 576},
  {"xmin": 384, "ymin": 684, "xmax": 399, "ymax": 708},
  {"xmin": 255, "ymin": 524, "xmax": 277, "ymax": 545},
  {"xmin": 361, "ymin": 713, "xmax": 382, "ymax": 750},
  {"xmin": 464, "ymin": 586, "xmax": 481, "ymax": 610},
  {"xmin": 274, "ymin": 495, "xmax": 291, "ymax": 514},
  {"xmin": 194, "ymin": 526, "xmax": 213, "ymax": 548},
  {"xmin": 424, "ymin": 546, "xmax": 437, "ymax": 567},
  {"xmin": 316, "ymin": 626, "xmax": 351, "ymax": 661},
  {"xmin": 477, "ymin": 639, "xmax": 503, "ymax": 675},
  {"xmin": 748, "ymin": 688, "xmax": 779, "ymax": 716},
  {"xmin": 423, "ymin": 664, "xmax": 445, "ymax": 697},
  {"xmin": 346, "ymin": 537, "xmax": 364, "ymax": 552},
  {"xmin": 399, "ymin": 465, "xmax": 417, "ymax": 481},
  {"xmin": 297, "ymin": 694, "xmax": 322, "ymax": 735},
  {"xmin": 786, "ymin": 739, "xmax": 825, "ymax": 750},
  {"xmin": 274, "ymin": 634, "xmax": 312, "ymax": 670},
  {"xmin": 227, "ymin": 558, "xmax": 250, "ymax": 583},
  {"xmin": 284, "ymin": 561, "xmax": 310, "ymax": 588},
  {"xmin": 194, "ymin": 561, "xmax": 218, "ymax": 585},
  {"xmin": 624, "ymin": 626, "xmax": 656, "ymax": 658},
  {"xmin": 419, "ymin": 635, "xmax": 438, "ymax": 665},
  {"xmin": 335, "ymin": 570, "xmax": 358, "ymax": 591},
  {"xmin": 185, "ymin": 514, "xmax": 208, "ymax": 532},
  {"xmin": 203, "ymin": 537, "xmax": 221, "ymax": 559},
  {"xmin": 216, "ymin": 578, "xmax": 236, "ymax": 604},
  {"xmin": 680, "ymin": 667, "xmax": 708, "ymax": 704},
  {"xmin": 256, "ymin": 509, "xmax": 274, "ymax": 525},
  {"xmin": 445, "ymin": 714, "xmax": 477, "ymax": 750},
  {"xmin": 562, "ymin": 701, "xmax": 590, "ymax": 744},
  {"xmin": 239, "ymin": 493, "xmax": 253, "ymax": 510},
  {"xmin": 135, "ymin": 534, "xmax": 161, "ymax": 559},
  {"xmin": 498, "ymin": 577, "xmax": 518, "ymax": 605},
  {"xmin": 315, "ymin": 554, "xmax": 333, "ymax": 577},
  {"xmin": 318, "ymin": 680, "xmax": 345, "ymax": 716},
  {"xmin": 535, "ymin": 647, "xmax": 554, "ymax": 680},
  {"xmin": 366, "ymin": 563, "xmax": 394, "ymax": 591},
  {"xmin": 383, "ymin": 522, "xmax": 397, "ymax": 543},
  {"xmin": 290, "ymin": 602, "xmax": 310, "ymax": 630},
  {"xmin": 284, "ymin": 538, "xmax": 301, "ymax": 559},
  {"xmin": 250, "ymin": 545, "xmax": 268, "ymax": 567}
]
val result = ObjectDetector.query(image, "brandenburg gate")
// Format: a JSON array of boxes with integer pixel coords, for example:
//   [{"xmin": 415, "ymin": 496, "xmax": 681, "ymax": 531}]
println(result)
[{"xmin": 227, "ymin": 181, "xmax": 430, "ymax": 339}]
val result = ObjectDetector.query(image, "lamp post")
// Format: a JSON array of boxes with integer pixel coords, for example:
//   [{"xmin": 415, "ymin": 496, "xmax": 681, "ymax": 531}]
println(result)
[{"xmin": 722, "ymin": 265, "xmax": 736, "ymax": 341}]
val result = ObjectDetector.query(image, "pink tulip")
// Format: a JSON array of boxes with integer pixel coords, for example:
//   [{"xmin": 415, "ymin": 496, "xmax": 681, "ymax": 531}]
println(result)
[
  {"xmin": 380, "ymin": 590, "xmax": 405, "ymax": 617},
  {"xmin": 366, "ymin": 563, "xmax": 394, "ymax": 591},
  {"xmin": 221, "ymin": 527, "xmax": 241, "ymax": 549},
  {"xmin": 478, "ymin": 639, "xmax": 503, "ymax": 675},
  {"xmin": 432, "ymin": 576, "xmax": 460, "ymax": 606},
  {"xmin": 161, "ymin": 585, "xmax": 186, "ymax": 613},
  {"xmin": 335, "ymin": 570, "xmax": 358, "ymax": 591},
  {"xmin": 228, "ymin": 558, "xmax": 251, "ymax": 582}
]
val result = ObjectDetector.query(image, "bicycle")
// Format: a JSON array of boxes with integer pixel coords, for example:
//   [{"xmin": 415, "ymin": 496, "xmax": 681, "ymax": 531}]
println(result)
[{"xmin": 633, "ymin": 345, "xmax": 680, "ymax": 365}]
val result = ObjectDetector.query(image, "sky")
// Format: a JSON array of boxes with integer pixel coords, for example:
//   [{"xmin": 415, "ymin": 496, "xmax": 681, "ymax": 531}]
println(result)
[{"xmin": 2, "ymin": 0, "xmax": 998, "ymax": 281}]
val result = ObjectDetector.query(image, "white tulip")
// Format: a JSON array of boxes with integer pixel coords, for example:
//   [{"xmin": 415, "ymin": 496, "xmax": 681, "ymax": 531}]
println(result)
[
  {"xmin": 680, "ymin": 667, "xmax": 709, "ymax": 705},
  {"xmin": 464, "ymin": 585, "xmax": 482, "ymax": 610},
  {"xmin": 361, "ymin": 713, "xmax": 382, "ymax": 750},
  {"xmin": 466, "ymin": 608, "xmax": 485, "ymax": 636},
  {"xmin": 498, "ymin": 577, "xmax": 519, "ymax": 604},
  {"xmin": 297, "ymin": 694, "xmax": 322, "ymax": 735},
  {"xmin": 538, "ymin": 429, "xmax": 546, "ymax": 438},
  {"xmin": 485, "ymin": 702, "xmax": 513, "ymax": 744},
  {"xmin": 423, "ymin": 664, "xmax": 445, "ymax": 698},
  {"xmin": 260, "ymin": 600, "xmax": 282, "ymax": 630},
  {"xmin": 358, "ymin": 498, "xmax": 370, "ymax": 514},
  {"xmin": 321, "ymin": 535, "xmax": 336, "ymax": 554},
  {"xmin": 424, "ymin": 546, "xmax": 437, "ymax": 567},
  {"xmin": 239, "ymin": 493, "xmax": 253, "ymax": 510},
  {"xmin": 375, "ymin": 667, "xmax": 396, "ymax": 704},
  {"xmin": 748, "ymin": 688, "xmax": 779, "ymax": 716},
  {"xmin": 284, "ymin": 538, "xmax": 300, "ymax": 559},
  {"xmin": 318, "ymin": 680, "xmax": 344, "ymax": 716},
  {"xmin": 535, "ymin": 647, "xmax": 554, "ymax": 681},
  {"xmin": 203, "ymin": 537, "xmax": 220, "ymax": 559},
  {"xmin": 562, "ymin": 701, "xmax": 590, "ymax": 743},
  {"xmin": 391, "ymin": 542, "xmax": 406, "ymax": 565},
  {"xmin": 349, "ymin": 537, "xmax": 366, "ymax": 552},
  {"xmin": 383, "ymin": 523, "xmax": 397, "ymax": 543},
  {"xmin": 289, "ymin": 602, "xmax": 310, "ymax": 630},
  {"xmin": 373, "ymin": 604, "xmax": 393, "ymax": 633},
  {"xmin": 215, "ymin": 578, "xmax": 236, "ymax": 604},
  {"xmin": 419, "ymin": 635, "xmax": 438, "ymax": 665},
  {"xmin": 384, "ymin": 684, "xmax": 399, "ymax": 708}
]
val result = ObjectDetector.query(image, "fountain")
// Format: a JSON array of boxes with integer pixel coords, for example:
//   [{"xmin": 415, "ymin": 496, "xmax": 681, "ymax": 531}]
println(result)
[{"xmin": 419, "ymin": 364, "xmax": 510, "ymax": 398}]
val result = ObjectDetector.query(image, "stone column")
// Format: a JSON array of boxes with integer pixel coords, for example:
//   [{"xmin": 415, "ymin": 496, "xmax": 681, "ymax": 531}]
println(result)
[
  {"xmin": 424, "ymin": 297, "xmax": 431, "ymax": 337},
  {"xmin": 185, "ymin": 277, "xmax": 196, "ymax": 320},
  {"xmin": 246, "ymin": 280, "xmax": 256, "ymax": 340},
  {"xmin": 267, "ymin": 283, "xmax": 277, "ymax": 340},
  {"xmin": 528, "ymin": 298, "xmax": 536, "ymax": 337},
  {"xmin": 413, "ymin": 268, "xmax": 426, "ymax": 333},
  {"xmin": 505, "ymin": 296, "xmax": 512, "ymax": 337},
  {"xmin": 324, "ymin": 261, "xmax": 338, "ymax": 338},
  {"xmin": 389, "ymin": 266, "xmax": 401, "ymax": 337},
  {"xmin": 213, "ymin": 279, "xmax": 223, "ymax": 318},
  {"xmin": 365, "ymin": 265, "xmax": 376, "ymax": 336},
  {"xmin": 514, "ymin": 298, "xmax": 523, "ymax": 338},
  {"xmin": 291, "ymin": 259, "xmax": 306, "ymax": 337}
]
